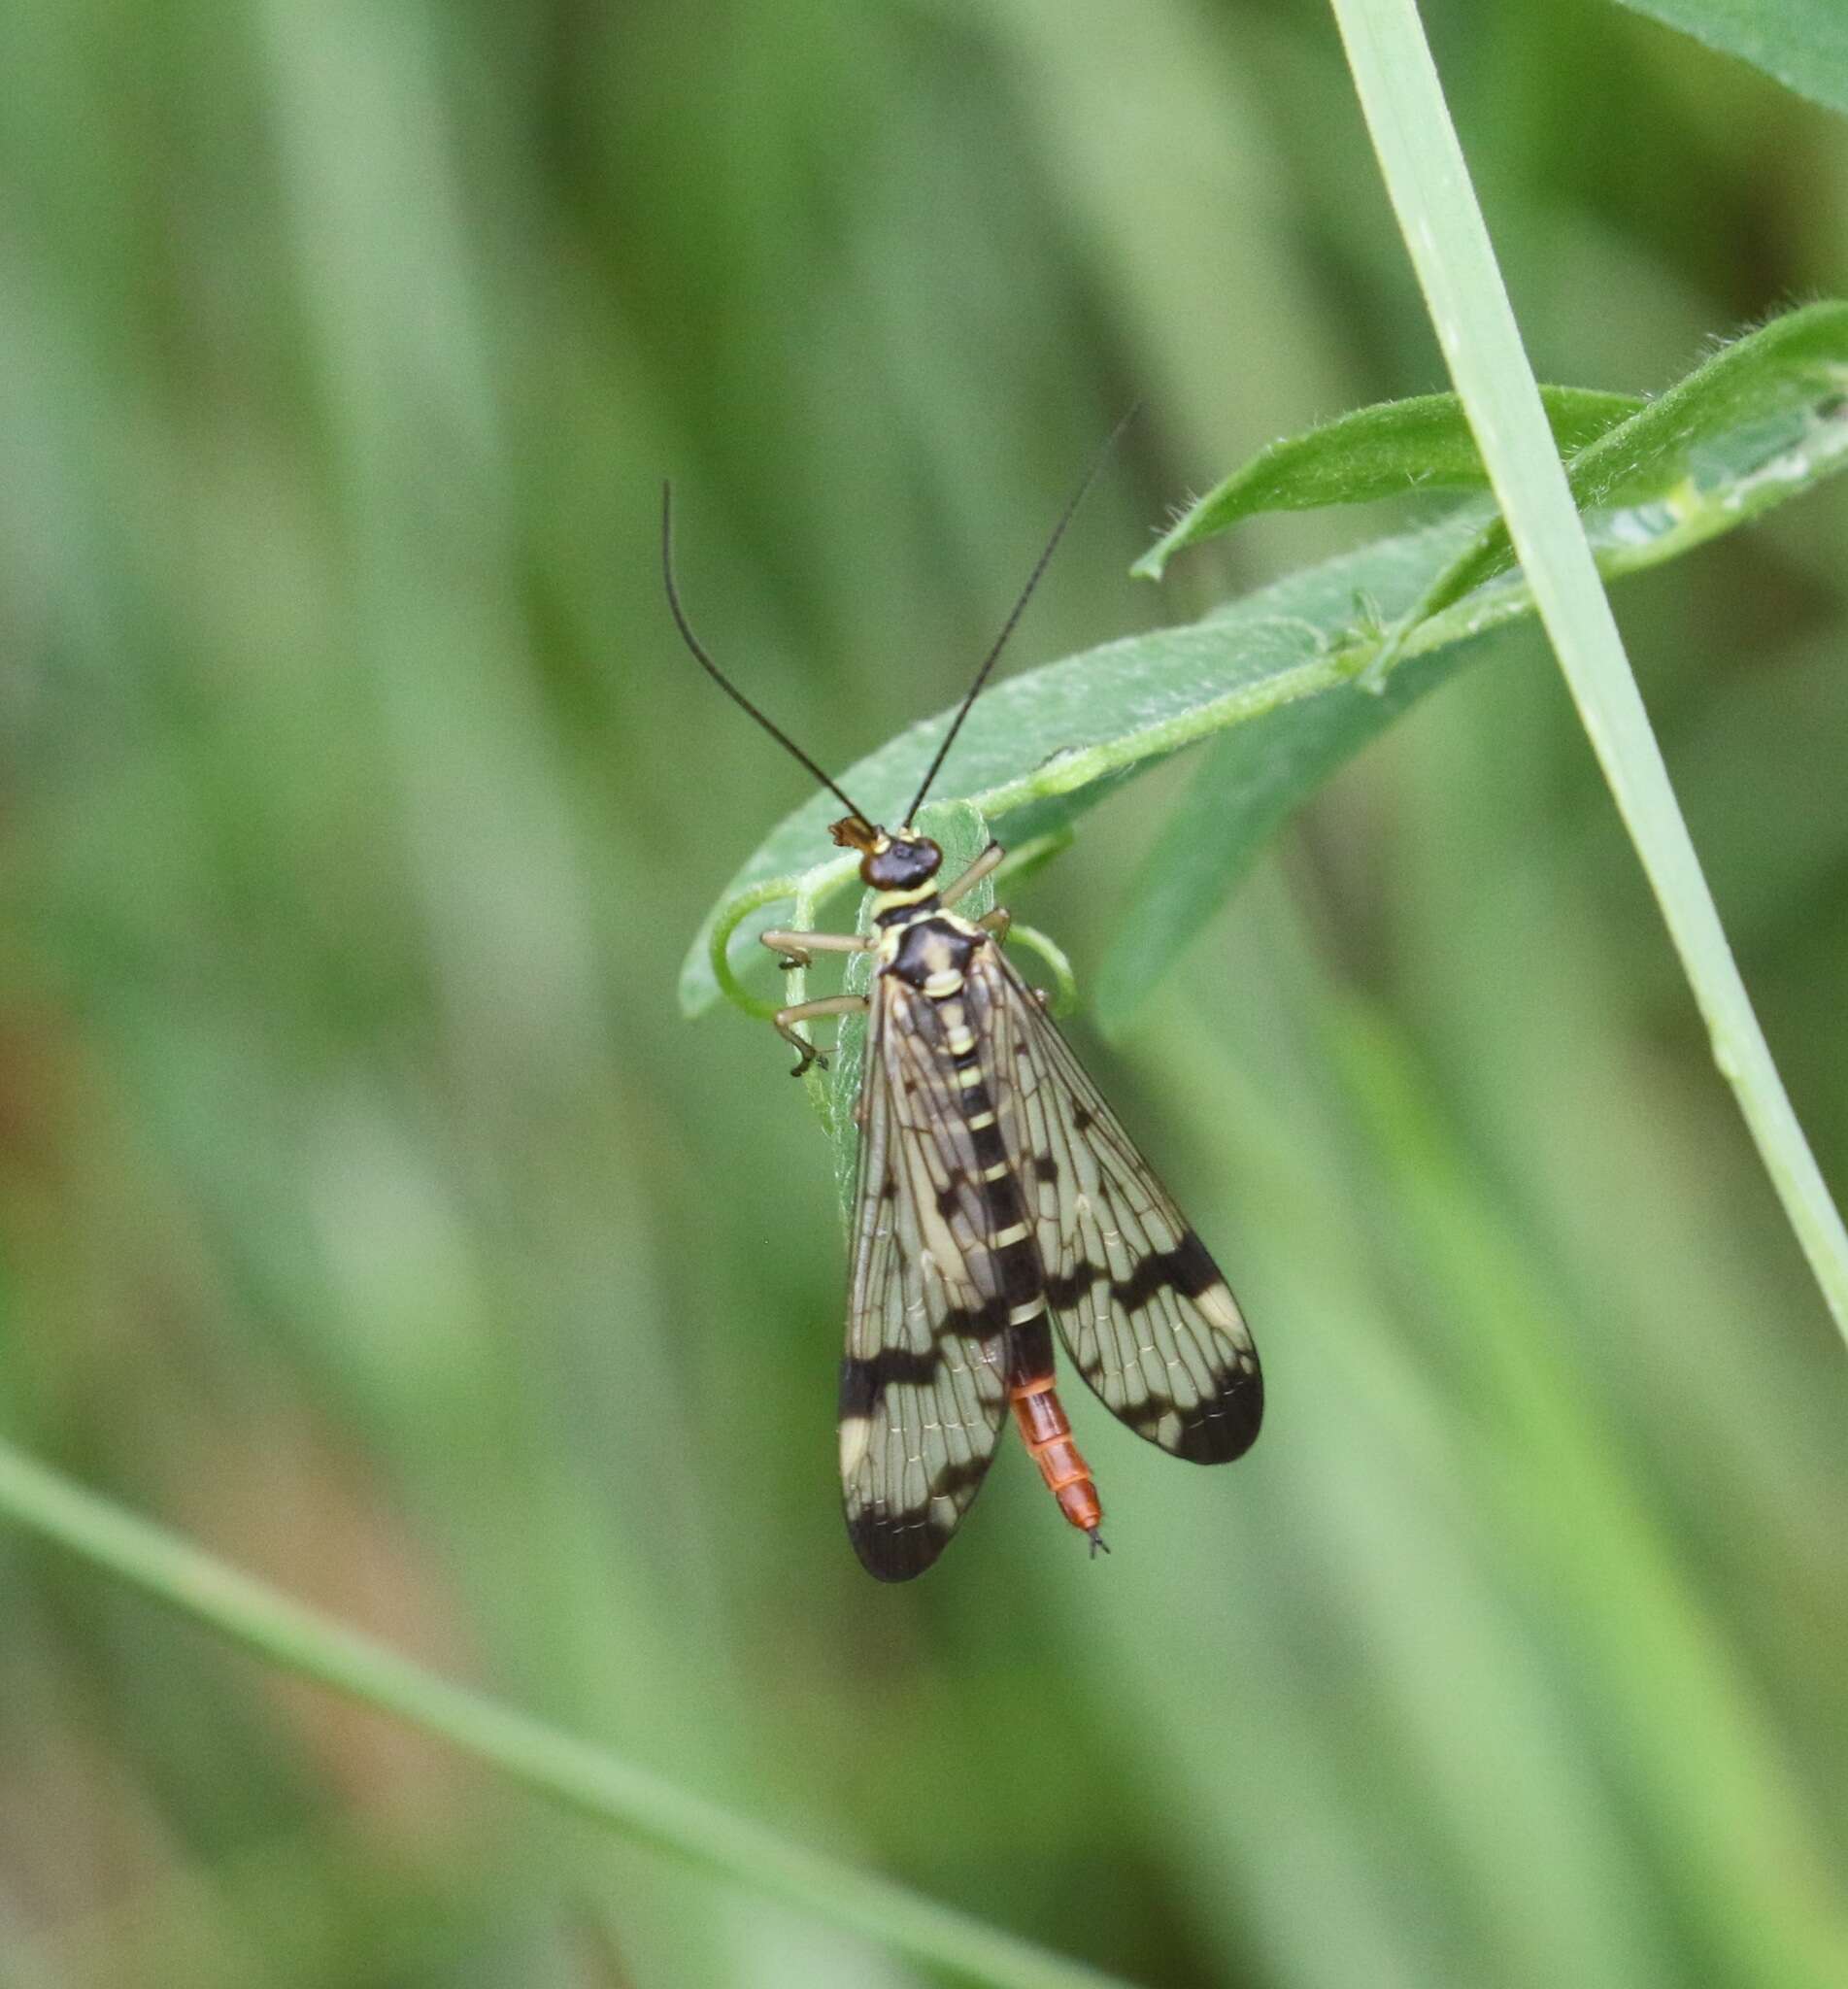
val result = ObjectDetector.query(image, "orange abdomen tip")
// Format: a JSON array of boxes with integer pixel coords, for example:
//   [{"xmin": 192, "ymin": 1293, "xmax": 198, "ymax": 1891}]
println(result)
[{"xmin": 1009, "ymin": 1378, "xmax": 1104, "ymax": 1543}]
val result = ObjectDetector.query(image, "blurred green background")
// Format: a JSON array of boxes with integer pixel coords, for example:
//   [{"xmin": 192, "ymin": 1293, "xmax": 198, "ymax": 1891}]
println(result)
[{"xmin": 3, "ymin": 2, "xmax": 1845, "ymax": 1985}]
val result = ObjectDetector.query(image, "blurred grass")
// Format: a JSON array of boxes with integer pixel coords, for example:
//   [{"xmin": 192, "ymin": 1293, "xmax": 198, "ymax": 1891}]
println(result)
[{"xmin": 2, "ymin": 3, "xmax": 1846, "ymax": 1987}]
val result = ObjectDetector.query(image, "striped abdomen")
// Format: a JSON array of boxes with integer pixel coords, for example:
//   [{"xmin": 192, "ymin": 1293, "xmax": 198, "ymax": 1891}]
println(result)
[{"xmin": 893, "ymin": 917, "xmax": 1105, "ymax": 1547}]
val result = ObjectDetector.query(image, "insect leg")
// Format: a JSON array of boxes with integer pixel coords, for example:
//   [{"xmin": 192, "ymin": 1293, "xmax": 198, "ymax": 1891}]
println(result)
[
  {"xmin": 773, "ymin": 994, "xmax": 867, "ymax": 1075},
  {"xmin": 937, "ymin": 840, "xmax": 1005, "ymax": 908},
  {"xmin": 761, "ymin": 928, "xmax": 871, "ymax": 972}
]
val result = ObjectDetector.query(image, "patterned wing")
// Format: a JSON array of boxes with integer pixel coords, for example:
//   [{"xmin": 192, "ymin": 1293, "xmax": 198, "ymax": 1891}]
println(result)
[
  {"xmin": 963, "ymin": 944, "xmax": 1262, "ymax": 1465},
  {"xmin": 839, "ymin": 975, "xmax": 1010, "ymax": 1580}
]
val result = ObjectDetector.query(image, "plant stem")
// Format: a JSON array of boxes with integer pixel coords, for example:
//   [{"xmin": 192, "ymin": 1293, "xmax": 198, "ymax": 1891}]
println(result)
[
  {"xmin": 1325, "ymin": 0, "xmax": 1848, "ymax": 1342},
  {"xmin": 0, "ymin": 1436, "xmax": 1126, "ymax": 1989}
]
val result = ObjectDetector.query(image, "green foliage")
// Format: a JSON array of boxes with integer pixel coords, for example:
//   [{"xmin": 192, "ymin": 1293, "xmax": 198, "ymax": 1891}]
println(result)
[
  {"xmin": 1370, "ymin": 303, "xmax": 1848, "ymax": 674},
  {"xmin": 1133, "ymin": 385, "xmax": 1642, "ymax": 575},
  {"xmin": 3, "ymin": 2, "xmax": 1847, "ymax": 1987},
  {"xmin": 694, "ymin": 307, "xmax": 1848, "ymax": 1031},
  {"xmin": 0, "ymin": 1436, "xmax": 1125, "ymax": 1989},
  {"xmin": 1609, "ymin": 0, "xmax": 1848, "ymax": 118},
  {"xmin": 1326, "ymin": 0, "xmax": 1848, "ymax": 1342},
  {"xmin": 1092, "ymin": 618, "xmax": 1463, "ymax": 1032}
]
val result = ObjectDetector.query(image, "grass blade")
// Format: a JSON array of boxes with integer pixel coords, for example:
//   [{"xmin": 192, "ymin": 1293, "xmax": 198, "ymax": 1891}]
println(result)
[
  {"xmin": 1324, "ymin": 0, "xmax": 1848, "ymax": 1342},
  {"xmin": 0, "ymin": 1436, "xmax": 1129, "ymax": 1989}
]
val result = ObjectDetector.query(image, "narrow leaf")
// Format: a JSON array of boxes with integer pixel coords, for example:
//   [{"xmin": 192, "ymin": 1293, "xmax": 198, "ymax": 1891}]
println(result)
[
  {"xmin": 1134, "ymin": 386, "xmax": 1641, "ymax": 578},
  {"xmin": 1094, "ymin": 304, "xmax": 1848, "ymax": 1019},
  {"xmin": 0, "ymin": 1439, "xmax": 1129, "ymax": 1989},
  {"xmin": 1398, "ymin": 302, "xmax": 1848, "ymax": 640},
  {"xmin": 1327, "ymin": 3, "xmax": 1848, "ymax": 1347}
]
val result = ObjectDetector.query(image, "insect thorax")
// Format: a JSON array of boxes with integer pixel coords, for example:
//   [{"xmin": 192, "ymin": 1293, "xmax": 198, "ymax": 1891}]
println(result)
[{"xmin": 872, "ymin": 902, "xmax": 985, "ymax": 994}]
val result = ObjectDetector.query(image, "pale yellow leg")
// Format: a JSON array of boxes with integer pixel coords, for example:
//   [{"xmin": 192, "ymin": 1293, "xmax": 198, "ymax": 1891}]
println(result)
[
  {"xmin": 938, "ymin": 840, "xmax": 1005, "ymax": 909},
  {"xmin": 761, "ymin": 928, "xmax": 871, "ymax": 972},
  {"xmin": 774, "ymin": 994, "xmax": 868, "ymax": 1076}
]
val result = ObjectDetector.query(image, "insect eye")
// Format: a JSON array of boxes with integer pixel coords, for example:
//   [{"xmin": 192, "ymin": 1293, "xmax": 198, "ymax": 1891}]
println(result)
[
  {"xmin": 864, "ymin": 837, "xmax": 942, "ymax": 890},
  {"xmin": 901, "ymin": 837, "xmax": 943, "ymax": 883}
]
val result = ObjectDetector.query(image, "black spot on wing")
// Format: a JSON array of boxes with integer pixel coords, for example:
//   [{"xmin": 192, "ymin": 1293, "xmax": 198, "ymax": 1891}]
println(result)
[
  {"xmin": 841, "ymin": 1304, "xmax": 1010, "ymax": 1419},
  {"xmin": 1183, "ymin": 1364, "xmax": 1263, "ymax": 1462},
  {"xmin": 1115, "ymin": 1230, "xmax": 1221, "ymax": 1310},
  {"xmin": 949, "ymin": 1293, "xmax": 1012, "ymax": 1342},
  {"xmin": 928, "ymin": 1452, "xmax": 993, "ymax": 1502},
  {"xmin": 1043, "ymin": 1262, "xmax": 1100, "ymax": 1311},
  {"xmin": 839, "ymin": 1346, "xmax": 942, "ymax": 1417},
  {"xmin": 1069, "ymin": 1336, "xmax": 1263, "ymax": 1465},
  {"xmin": 1046, "ymin": 1222, "xmax": 1261, "ymax": 1463},
  {"xmin": 1044, "ymin": 1230, "xmax": 1222, "ymax": 1313},
  {"xmin": 1137, "ymin": 1364, "xmax": 1264, "ymax": 1463},
  {"xmin": 847, "ymin": 1504, "xmax": 956, "ymax": 1581},
  {"xmin": 846, "ymin": 1454, "xmax": 993, "ymax": 1581}
]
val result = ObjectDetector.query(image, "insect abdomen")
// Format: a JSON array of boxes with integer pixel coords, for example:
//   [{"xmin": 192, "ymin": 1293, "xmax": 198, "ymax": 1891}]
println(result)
[
  {"xmin": 1010, "ymin": 1376, "xmax": 1103, "ymax": 1535},
  {"xmin": 935, "ymin": 972, "xmax": 1105, "ymax": 1549}
]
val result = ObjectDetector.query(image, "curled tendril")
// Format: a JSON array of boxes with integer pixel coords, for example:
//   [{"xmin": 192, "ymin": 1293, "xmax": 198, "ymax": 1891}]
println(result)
[
  {"xmin": 707, "ymin": 868, "xmax": 827, "ymax": 1020},
  {"xmin": 1002, "ymin": 923, "xmax": 1079, "ymax": 1017}
]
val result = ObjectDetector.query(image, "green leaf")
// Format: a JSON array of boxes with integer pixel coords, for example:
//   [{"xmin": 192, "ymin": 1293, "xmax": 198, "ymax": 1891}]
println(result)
[
  {"xmin": 1133, "ymin": 386, "xmax": 1642, "ymax": 579},
  {"xmin": 1607, "ymin": 0, "xmax": 1848, "ymax": 122},
  {"xmin": 681, "ymin": 513, "xmax": 1476, "ymax": 1021},
  {"xmin": 1092, "ymin": 634, "xmax": 1474, "ymax": 1033},
  {"xmin": 1381, "ymin": 302, "xmax": 1848, "ymax": 659},
  {"xmin": 683, "ymin": 303, "xmax": 1848, "ymax": 1027},
  {"xmin": 1092, "ymin": 303, "xmax": 1848, "ymax": 1026}
]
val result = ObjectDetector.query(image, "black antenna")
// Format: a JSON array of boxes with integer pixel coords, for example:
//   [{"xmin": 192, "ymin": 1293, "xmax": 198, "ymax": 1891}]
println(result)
[
  {"xmin": 662, "ymin": 483, "xmax": 875, "ymax": 830},
  {"xmin": 903, "ymin": 402, "xmax": 1141, "ymax": 826}
]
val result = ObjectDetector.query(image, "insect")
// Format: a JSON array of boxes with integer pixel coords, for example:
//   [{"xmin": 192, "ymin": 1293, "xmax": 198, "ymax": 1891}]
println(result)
[{"xmin": 662, "ymin": 440, "xmax": 1260, "ymax": 1578}]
